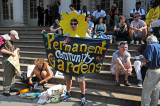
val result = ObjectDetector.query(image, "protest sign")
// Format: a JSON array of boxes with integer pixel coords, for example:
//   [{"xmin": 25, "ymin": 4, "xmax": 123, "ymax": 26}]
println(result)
[
  {"xmin": 43, "ymin": 32, "xmax": 110, "ymax": 77},
  {"xmin": 8, "ymin": 50, "xmax": 21, "ymax": 76}
]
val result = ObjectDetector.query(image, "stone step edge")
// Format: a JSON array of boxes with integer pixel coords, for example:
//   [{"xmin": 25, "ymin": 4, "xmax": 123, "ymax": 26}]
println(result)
[
  {"xmin": 0, "ymin": 69, "xmax": 141, "ymax": 90},
  {"xmin": 0, "ymin": 77, "xmax": 143, "ymax": 104}
]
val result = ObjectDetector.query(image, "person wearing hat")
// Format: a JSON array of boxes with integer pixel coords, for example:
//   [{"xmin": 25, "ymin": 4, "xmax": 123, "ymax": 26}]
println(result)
[
  {"xmin": 0, "ymin": 30, "xmax": 20, "ymax": 96},
  {"xmin": 130, "ymin": 1, "xmax": 145, "ymax": 21}
]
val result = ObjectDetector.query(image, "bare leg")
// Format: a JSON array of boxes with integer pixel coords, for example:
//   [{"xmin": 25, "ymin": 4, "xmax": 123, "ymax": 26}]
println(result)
[
  {"xmin": 66, "ymin": 80, "xmax": 72, "ymax": 93},
  {"xmin": 124, "ymin": 61, "xmax": 132, "ymax": 80},
  {"xmin": 142, "ymin": 29, "xmax": 147, "ymax": 40},
  {"xmin": 79, "ymin": 81, "xmax": 85, "ymax": 94},
  {"xmin": 115, "ymin": 63, "xmax": 121, "ymax": 81},
  {"xmin": 129, "ymin": 29, "xmax": 134, "ymax": 41},
  {"xmin": 41, "ymin": 71, "xmax": 49, "ymax": 82},
  {"xmin": 34, "ymin": 69, "xmax": 42, "ymax": 80}
]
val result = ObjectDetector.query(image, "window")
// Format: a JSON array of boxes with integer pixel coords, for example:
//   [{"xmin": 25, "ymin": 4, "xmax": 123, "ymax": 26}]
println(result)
[
  {"xmin": 30, "ymin": 0, "xmax": 37, "ymax": 19},
  {"xmin": 101, "ymin": 0, "xmax": 123, "ymax": 15},
  {"xmin": 2, "ymin": 0, "xmax": 13, "ymax": 20},
  {"xmin": 72, "ymin": 0, "xmax": 81, "ymax": 11},
  {"xmin": 113, "ymin": 0, "xmax": 123, "ymax": 15},
  {"xmin": 101, "ymin": 0, "xmax": 110, "ymax": 13}
]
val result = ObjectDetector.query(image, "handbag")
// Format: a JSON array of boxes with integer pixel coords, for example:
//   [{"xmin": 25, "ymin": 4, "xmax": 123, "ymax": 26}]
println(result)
[{"xmin": 29, "ymin": 82, "xmax": 44, "ymax": 92}]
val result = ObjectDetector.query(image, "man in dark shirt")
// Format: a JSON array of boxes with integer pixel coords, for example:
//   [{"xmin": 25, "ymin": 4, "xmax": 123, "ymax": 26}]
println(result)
[
  {"xmin": 141, "ymin": 35, "xmax": 160, "ymax": 106},
  {"xmin": 45, "ymin": 5, "xmax": 52, "ymax": 26},
  {"xmin": 37, "ymin": 1, "xmax": 44, "ymax": 26}
]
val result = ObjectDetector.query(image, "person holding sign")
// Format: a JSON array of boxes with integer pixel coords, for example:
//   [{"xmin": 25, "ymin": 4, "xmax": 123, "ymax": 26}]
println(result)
[
  {"xmin": 0, "ymin": 30, "xmax": 20, "ymax": 96},
  {"xmin": 29, "ymin": 58, "xmax": 52, "ymax": 85},
  {"xmin": 60, "ymin": 18, "xmax": 91, "ymax": 106}
]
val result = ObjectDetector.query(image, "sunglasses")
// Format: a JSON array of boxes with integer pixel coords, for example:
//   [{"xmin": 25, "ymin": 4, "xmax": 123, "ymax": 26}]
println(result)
[
  {"xmin": 70, "ymin": 23, "xmax": 78, "ymax": 26},
  {"xmin": 134, "ymin": 16, "xmax": 139, "ymax": 18},
  {"xmin": 121, "ymin": 47, "xmax": 127, "ymax": 48},
  {"xmin": 87, "ymin": 17, "xmax": 91, "ymax": 18}
]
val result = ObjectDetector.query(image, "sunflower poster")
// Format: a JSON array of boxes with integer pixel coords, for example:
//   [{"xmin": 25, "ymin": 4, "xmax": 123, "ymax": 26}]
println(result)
[
  {"xmin": 8, "ymin": 50, "xmax": 21, "ymax": 76},
  {"xmin": 43, "ymin": 32, "xmax": 110, "ymax": 77}
]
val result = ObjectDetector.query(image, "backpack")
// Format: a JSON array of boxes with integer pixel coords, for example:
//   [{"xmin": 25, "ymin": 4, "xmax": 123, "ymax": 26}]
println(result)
[
  {"xmin": 133, "ymin": 8, "xmax": 142, "ymax": 14},
  {"xmin": 133, "ymin": 8, "xmax": 145, "ymax": 20},
  {"xmin": 21, "ymin": 72, "xmax": 29, "ymax": 84}
]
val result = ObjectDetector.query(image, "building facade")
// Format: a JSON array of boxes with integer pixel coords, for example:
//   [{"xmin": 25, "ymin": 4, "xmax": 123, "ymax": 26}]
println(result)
[{"xmin": 0, "ymin": 0, "xmax": 149, "ymax": 27}]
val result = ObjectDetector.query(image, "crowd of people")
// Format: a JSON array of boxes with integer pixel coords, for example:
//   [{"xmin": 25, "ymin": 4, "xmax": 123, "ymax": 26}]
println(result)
[
  {"xmin": 40, "ymin": 1, "xmax": 160, "ymax": 105},
  {"xmin": 0, "ymin": 1, "xmax": 160, "ymax": 106},
  {"xmin": 38, "ymin": 1, "xmax": 160, "ymax": 44}
]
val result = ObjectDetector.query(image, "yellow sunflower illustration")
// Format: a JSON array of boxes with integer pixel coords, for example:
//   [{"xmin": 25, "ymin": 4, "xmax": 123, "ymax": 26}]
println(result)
[{"xmin": 59, "ymin": 11, "xmax": 89, "ymax": 38}]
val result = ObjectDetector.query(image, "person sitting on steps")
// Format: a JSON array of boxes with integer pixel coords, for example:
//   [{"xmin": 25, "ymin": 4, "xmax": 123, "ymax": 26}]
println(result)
[
  {"xmin": 129, "ymin": 12, "xmax": 147, "ymax": 44},
  {"xmin": 110, "ymin": 41, "xmax": 132, "ymax": 86}
]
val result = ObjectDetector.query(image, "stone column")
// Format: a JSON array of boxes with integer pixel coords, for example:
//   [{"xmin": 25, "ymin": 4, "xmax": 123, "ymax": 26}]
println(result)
[
  {"xmin": 11, "ymin": 0, "xmax": 24, "ymax": 26},
  {"xmin": 60, "ymin": 0, "xmax": 71, "ymax": 14},
  {"xmin": 123, "ymin": 0, "xmax": 136, "ymax": 19}
]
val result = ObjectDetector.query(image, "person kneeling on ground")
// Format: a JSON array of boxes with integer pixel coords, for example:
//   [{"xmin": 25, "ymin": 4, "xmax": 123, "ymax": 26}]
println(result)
[
  {"xmin": 110, "ymin": 41, "xmax": 132, "ymax": 86},
  {"xmin": 29, "ymin": 58, "xmax": 52, "ymax": 85}
]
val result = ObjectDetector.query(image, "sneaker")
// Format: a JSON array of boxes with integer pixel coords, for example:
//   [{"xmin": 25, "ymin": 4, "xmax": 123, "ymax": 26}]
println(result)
[
  {"xmin": 130, "ymin": 40, "xmax": 134, "ymax": 44},
  {"xmin": 141, "ymin": 40, "xmax": 144, "ymax": 44},
  {"xmin": 61, "ymin": 94, "xmax": 71, "ymax": 102},
  {"xmin": 124, "ymin": 80, "xmax": 131, "ymax": 86},
  {"xmin": 114, "ymin": 80, "xmax": 120, "ymax": 86},
  {"xmin": 80, "ymin": 97, "xmax": 86, "ymax": 106},
  {"xmin": 3, "ymin": 92, "xmax": 11, "ymax": 96},
  {"xmin": 137, "ymin": 80, "xmax": 143, "ymax": 87}
]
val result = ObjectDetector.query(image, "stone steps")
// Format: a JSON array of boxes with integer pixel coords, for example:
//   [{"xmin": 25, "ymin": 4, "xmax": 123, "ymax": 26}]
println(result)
[
  {"xmin": 14, "ymin": 41, "xmax": 45, "ymax": 46},
  {"xmin": 0, "ymin": 52, "xmax": 136, "ymax": 65},
  {"xmin": 0, "ymin": 77, "xmax": 142, "ymax": 106},
  {"xmin": 0, "ymin": 27, "xmax": 150, "ymax": 105},
  {"xmin": 0, "ymin": 69, "xmax": 142, "ymax": 96}
]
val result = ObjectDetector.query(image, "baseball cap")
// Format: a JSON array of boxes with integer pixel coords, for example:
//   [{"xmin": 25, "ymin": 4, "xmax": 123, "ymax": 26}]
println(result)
[{"xmin": 10, "ymin": 30, "xmax": 19, "ymax": 39}]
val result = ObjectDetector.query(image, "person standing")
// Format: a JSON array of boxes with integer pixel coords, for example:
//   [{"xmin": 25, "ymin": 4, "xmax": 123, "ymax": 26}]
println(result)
[
  {"xmin": 141, "ymin": 35, "xmax": 160, "ymax": 106},
  {"xmin": 130, "ymin": 1, "xmax": 145, "ymax": 21},
  {"xmin": 57, "ymin": 2, "xmax": 61, "ymax": 20},
  {"xmin": 51, "ymin": 1, "xmax": 59, "ymax": 23},
  {"xmin": 61, "ymin": 18, "xmax": 91, "ymax": 106},
  {"xmin": 92, "ymin": 5, "xmax": 106, "ymax": 24},
  {"xmin": 0, "ymin": 30, "xmax": 20, "ymax": 96},
  {"xmin": 45, "ymin": 5, "xmax": 52, "ymax": 26},
  {"xmin": 37, "ymin": 1, "xmax": 44, "ymax": 26},
  {"xmin": 69, "ymin": 4, "xmax": 78, "ymax": 14},
  {"xmin": 78, "ymin": 5, "xmax": 90, "ymax": 15}
]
